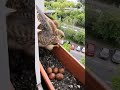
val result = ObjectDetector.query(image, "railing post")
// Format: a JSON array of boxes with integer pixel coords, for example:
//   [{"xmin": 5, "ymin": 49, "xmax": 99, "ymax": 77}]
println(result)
[{"xmin": 35, "ymin": 0, "xmax": 44, "ymax": 90}]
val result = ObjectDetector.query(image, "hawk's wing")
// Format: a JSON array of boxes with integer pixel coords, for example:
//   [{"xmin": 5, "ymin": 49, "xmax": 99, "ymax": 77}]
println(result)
[{"xmin": 36, "ymin": 5, "xmax": 53, "ymax": 37}]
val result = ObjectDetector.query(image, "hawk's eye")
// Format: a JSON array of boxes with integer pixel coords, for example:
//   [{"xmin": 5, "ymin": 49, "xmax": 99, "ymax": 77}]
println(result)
[
  {"xmin": 61, "ymin": 36, "xmax": 63, "ymax": 38},
  {"xmin": 61, "ymin": 35, "xmax": 65, "ymax": 38}
]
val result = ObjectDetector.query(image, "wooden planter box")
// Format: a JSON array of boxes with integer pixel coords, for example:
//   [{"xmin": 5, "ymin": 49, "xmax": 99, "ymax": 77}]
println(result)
[{"xmin": 40, "ymin": 45, "xmax": 112, "ymax": 90}]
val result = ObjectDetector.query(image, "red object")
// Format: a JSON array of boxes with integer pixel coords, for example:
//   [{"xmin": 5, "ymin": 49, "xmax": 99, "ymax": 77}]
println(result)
[
  {"xmin": 53, "ymin": 45, "xmax": 111, "ymax": 90},
  {"xmin": 86, "ymin": 43, "xmax": 95, "ymax": 56},
  {"xmin": 40, "ymin": 63, "xmax": 55, "ymax": 90},
  {"xmin": 71, "ymin": 44, "xmax": 75, "ymax": 50}
]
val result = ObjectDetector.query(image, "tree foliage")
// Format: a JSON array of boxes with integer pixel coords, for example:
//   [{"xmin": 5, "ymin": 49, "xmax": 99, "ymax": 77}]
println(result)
[
  {"xmin": 62, "ymin": 29, "xmax": 85, "ymax": 45},
  {"xmin": 45, "ymin": 0, "xmax": 85, "ymax": 27},
  {"xmin": 86, "ymin": 3, "xmax": 120, "ymax": 46},
  {"xmin": 75, "ymin": 2, "xmax": 83, "ymax": 8},
  {"xmin": 62, "ymin": 10, "xmax": 85, "ymax": 27},
  {"xmin": 97, "ymin": 0, "xmax": 120, "ymax": 8},
  {"xmin": 73, "ymin": 31, "xmax": 85, "ymax": 45},
  {"xmin": 92, "ymin": 13, "xmax": 120, "ymax": 44}
]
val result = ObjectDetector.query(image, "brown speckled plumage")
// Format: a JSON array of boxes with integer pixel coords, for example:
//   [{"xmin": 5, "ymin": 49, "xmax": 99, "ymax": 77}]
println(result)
[{"xmin": 37, "ymin": 10, "xmax": 65, "ymax": 50}]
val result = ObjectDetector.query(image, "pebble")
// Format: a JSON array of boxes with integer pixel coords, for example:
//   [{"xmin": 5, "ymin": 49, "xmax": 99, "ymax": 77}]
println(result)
[{"xmin": 77, "ymin": 85, "xmax": 81, "ymax": 88}]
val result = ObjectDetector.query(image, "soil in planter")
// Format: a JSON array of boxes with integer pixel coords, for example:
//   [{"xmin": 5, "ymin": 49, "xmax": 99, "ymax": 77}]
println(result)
[
  {"xmin": 39, "ymin": 47, "xmax": 85, "ymax": 90},
  {"xmin": 8, "ymin": 49, "xmax": 38, "ymax": 90}
]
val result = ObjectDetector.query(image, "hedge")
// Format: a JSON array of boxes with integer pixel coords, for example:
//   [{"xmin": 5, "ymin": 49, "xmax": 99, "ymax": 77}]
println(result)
[{"xmin": 62, "ymin": 28, "xmax": 85, "ymax": 45}]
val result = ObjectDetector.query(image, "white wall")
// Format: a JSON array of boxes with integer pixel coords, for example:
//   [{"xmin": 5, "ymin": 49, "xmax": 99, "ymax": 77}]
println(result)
[
  {"xmin": 35, "ymin": 0, "xmax": 44, "ymax": 90},
  {"xmin": 36, "ymin": 0, "xmax": 44, "ymax": 12}
]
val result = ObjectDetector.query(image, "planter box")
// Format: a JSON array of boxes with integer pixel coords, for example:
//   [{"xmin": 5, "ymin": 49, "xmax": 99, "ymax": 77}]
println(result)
[
  {"xmin": 40, "ymin": 63, "xmax": 55, "ymax": 90},
  {"xmin": 40, "ymin": 45, "xmax": 112, "ymax": 90}
]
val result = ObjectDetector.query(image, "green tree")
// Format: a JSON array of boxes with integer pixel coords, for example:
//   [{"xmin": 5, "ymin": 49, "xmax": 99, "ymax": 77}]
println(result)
[
  {"xmin": 51, "ymin": 2, "xmax": 60, "ymax": 9},
  {"xmin": 75, "ymin": 2, "xmax": 82, "ymax": 8},
  {"xmin": 57, "ymin": 0, "xmax": 66, "ymax": 3},
  {"xmin": 64, "ymin": 29, "xmax": 76, "ymax": 40},
  {"xmin": 97, "ymin": 0, "xmax": 120, "ymax": 8},
  {"xmin": 73, "ymin": 31, "xmax": 85, "ymax": 45},
  {"xmin": 63, "ymin": 16, "xmax": 73, "ymax": 25}
]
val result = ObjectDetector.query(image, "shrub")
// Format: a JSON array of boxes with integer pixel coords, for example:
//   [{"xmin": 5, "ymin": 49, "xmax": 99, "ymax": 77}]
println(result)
[
  {"xmin": 63, "ymin": 42, "xmax": 71, "ymax": 52},
  {"xmin": 112, "ymin": 77, "xmax": 120, "ymax": 90},
  {"xmin": 63, "ymin": 16, "xmax": 73, "ymax": 25},
  {"xmin": 64, "ymin": 29, "xmax": 76, "ymax": 40},
  {"xmin": 73, "ymin": 31, "xmax": 85, "ymax": 45},
  {"xmin": 62, "ymin": 28, "xmax": 85, "ymax": 45},
  {"xmin": 112, "ymin": 67, "xmax": 120, "ymax": 90},
  {"xmin": 80, "ymin": 57, "xmax": 85, "ymax": 65}
]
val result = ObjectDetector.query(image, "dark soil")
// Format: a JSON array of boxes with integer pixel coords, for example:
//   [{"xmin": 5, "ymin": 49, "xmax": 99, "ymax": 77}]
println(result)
[
  {"xmin": 39, "ymin": 47, "xmax": 85, "ymax": 90},
  {"xmin": 8, "ymin": 49, "xmax": 37, "ymax": 90}
]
